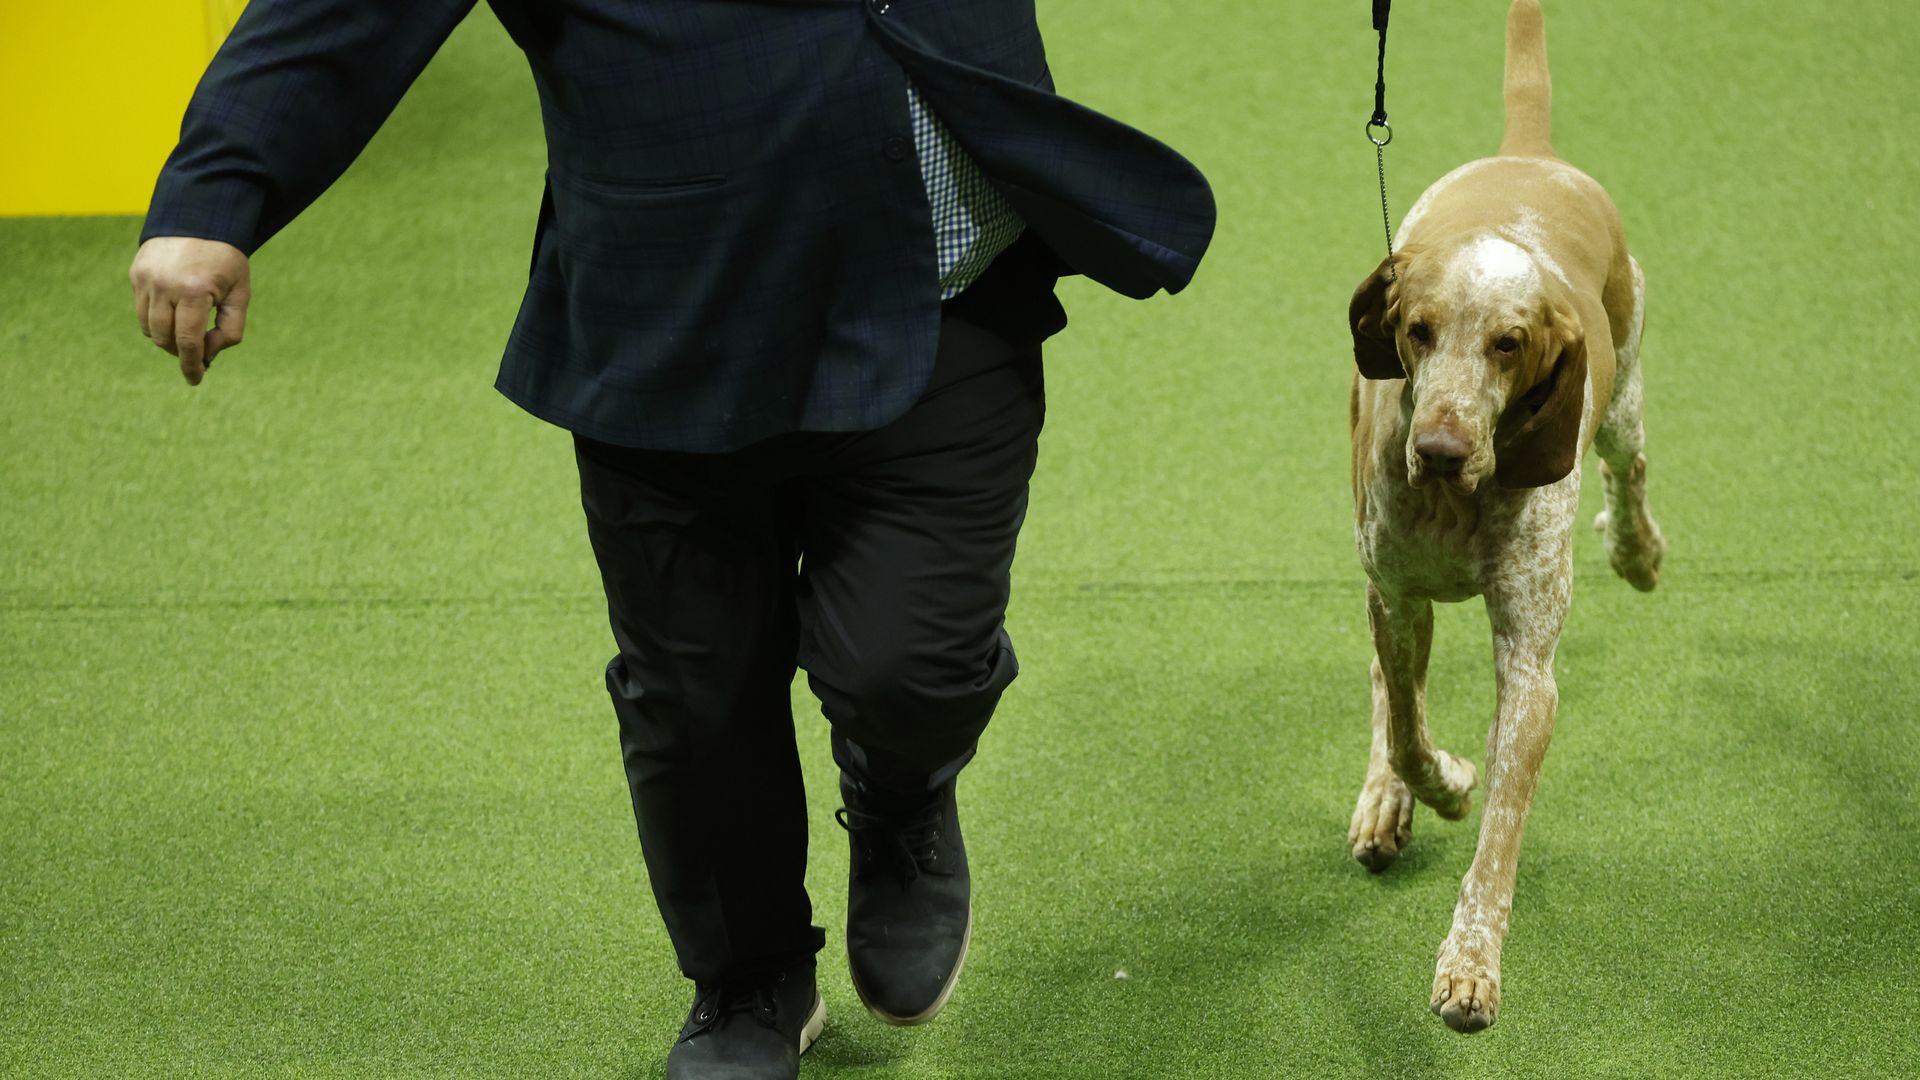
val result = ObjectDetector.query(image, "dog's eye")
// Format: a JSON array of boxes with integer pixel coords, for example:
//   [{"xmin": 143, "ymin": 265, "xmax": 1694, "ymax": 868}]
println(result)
[
  {"xmin": 1408, "ymin": 323, "xmax": 1432, "ymax": 345},
  {"xmin": 1494, "ymin": 335, "xmax": 1520, "ymax": 354}
]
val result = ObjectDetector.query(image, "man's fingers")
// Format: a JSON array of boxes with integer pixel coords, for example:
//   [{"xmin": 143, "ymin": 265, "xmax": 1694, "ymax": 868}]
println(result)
[
  {"xmin": 147, "ymin": 294, "xmax": 178, "ymax": 355},
  {"xmin": 175, "ymin": 295, "xmax": 211, "ymax": 362},
  {"xmin": 204, "ymin": 328, "xmax": 236, "ymax": 364},
  {"xmin": 174, "ymin": 294, "xmax": 212, "ymax": 384},
  {"xmin": 205, "ymin": 295, "xmax": 248, "ymax": 361},
  {"xmin": 129, "ymin": 264, "xmax": 145, "ymax": 334}
]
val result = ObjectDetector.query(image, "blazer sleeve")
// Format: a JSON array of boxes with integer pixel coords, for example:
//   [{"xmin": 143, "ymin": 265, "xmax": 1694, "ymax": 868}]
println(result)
[{"xmin": 140, "ymin": 0, "xmax": 479, "ymax": 253}]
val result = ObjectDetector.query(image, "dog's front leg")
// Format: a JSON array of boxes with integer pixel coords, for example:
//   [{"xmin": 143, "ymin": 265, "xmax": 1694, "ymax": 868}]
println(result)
[
  {"xmin": 1365, "ymin": 583, "xmax": 1477, "ymax": 823},
  {"xmin": 1430, "ymin": 557, "xmax": 1571, "ymax": 1034},
  {"xmin": 1349, "ymin": 655, "xmax": 1417, "ymax": 871}
]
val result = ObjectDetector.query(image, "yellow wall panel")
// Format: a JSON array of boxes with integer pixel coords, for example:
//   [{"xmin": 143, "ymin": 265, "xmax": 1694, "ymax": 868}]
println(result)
[
  {"xmin": 0, "ymin": 1, "xmax": 250, "ymax": 217},
  {"xmin": 205, "ymin": 0, "xmax": 250, "ymax": 52}
]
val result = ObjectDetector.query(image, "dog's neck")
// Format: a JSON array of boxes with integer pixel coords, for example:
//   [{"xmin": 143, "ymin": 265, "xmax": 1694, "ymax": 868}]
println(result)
[
  {"xmin": 1408, "ymin": 478, "xmax": 1484, "ymax": 535},
  {"xmin": 1413, "ymin": 476, "xmax": 1482, "ymax": 530}
]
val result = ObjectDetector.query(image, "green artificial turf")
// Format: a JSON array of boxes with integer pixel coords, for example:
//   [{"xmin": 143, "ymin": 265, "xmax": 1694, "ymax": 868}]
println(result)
[{"xmin": 4, "ymin": 1, "xmax": 1918, "ymax": 1076}]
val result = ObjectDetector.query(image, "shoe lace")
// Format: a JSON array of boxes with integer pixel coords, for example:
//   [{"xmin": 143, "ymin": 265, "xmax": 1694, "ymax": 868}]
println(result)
[
  {"xmin": 835, "ymin": 801, "xmax": 946, "ymax": 889},
  {"xmin": 687, "ymin": 972, "xmax": 784, "ymax": 1037}
]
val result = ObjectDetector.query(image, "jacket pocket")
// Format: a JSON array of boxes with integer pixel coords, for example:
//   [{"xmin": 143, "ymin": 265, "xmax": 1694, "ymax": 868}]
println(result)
[{"xmin": 567, "ymin": 172, "xmax": 729, "ymax": 199}]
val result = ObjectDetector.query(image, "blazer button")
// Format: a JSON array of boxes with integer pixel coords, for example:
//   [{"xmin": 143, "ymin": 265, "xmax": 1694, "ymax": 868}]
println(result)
[{"xmin": 883, "ymin": 134, "xmax": 911, "ymax": 162}]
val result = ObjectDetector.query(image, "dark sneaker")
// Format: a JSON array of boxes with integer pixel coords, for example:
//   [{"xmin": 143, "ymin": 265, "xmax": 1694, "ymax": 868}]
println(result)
[
  {"xmin": 664, "ymin": 963, "xmax": 825, "ymax": 1080},
  {"xmin": 836, "ymin": 776, "xmax": 971, "ymax": 1025}
]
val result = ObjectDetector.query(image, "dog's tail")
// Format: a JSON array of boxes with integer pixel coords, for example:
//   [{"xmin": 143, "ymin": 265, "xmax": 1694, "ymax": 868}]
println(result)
[{"xmin": 1499, "ymin": 0, "xmax": 1556, "ymax": 158}]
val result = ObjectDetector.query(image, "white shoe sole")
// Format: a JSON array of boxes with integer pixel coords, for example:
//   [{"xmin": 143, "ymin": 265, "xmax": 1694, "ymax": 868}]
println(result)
[
  {"xmin": 851, "ymin": 904, "xmax": 972, "ymax": 1027},
  {"xmin": 799, "ymin": 992, "xmax": 826, "ymax": 1055}
]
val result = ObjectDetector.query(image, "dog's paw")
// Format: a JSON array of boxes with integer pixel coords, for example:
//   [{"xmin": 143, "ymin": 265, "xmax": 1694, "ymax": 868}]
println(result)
[
  {"xmin": 1408, "ymin": 750, "xmax": 1476, "ymax": 821},
  {"xmin": 1608, "ymin": 523, "xmax": 1664, "ymax": 592},
  {"xmin": 1599, "ymin": 455, "xmax": 1665, "ymax": 592},
  {"xmin": 1430, "ymin": 949, "xmax": 1501, "ymax": 1034},
  {"xmin": 1348, "ymin": 772, "xmax": 1414, "ymax": 872}
]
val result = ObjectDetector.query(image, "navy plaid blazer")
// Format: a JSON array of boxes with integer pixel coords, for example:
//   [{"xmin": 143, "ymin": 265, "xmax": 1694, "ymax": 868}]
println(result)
[{"xmin": 144, "ymin": 0, "xmax": 1216, "ymax": 452}]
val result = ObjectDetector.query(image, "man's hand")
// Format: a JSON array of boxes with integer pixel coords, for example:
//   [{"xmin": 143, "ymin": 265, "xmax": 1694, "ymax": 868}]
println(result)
[{"xmin": 130, "ymin": 237, "xmax": 252, "ymax": 385}]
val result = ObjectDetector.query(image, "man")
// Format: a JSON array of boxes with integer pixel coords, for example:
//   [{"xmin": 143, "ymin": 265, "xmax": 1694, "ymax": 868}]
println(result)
[{"xmin": 130, "ymin": 1, "xmax": 1212, "ymax": 1075}]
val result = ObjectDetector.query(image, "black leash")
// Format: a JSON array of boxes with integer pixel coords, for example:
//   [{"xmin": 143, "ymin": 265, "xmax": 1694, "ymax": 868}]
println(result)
[{"xmin": 1367, "ymin": 0, "xmax": 1396, "ymax": 273}]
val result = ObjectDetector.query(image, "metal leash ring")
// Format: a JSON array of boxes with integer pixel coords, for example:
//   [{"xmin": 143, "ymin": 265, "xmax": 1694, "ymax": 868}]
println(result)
[{"xmin": 1366, "ymin": 120, "xmax": 1393, "ymax": 148}]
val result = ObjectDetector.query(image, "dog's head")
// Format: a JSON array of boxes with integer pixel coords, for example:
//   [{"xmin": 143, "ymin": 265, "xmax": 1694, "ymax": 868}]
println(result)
[{"xmin": 1349, "ymin": 236, "xmax": 1588, "ymax": 494}]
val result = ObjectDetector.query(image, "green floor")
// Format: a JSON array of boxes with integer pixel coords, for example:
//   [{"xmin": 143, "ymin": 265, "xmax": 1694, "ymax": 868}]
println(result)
[{"xmin": 4, "ymin": 1, "xmax": 1918, "ymax": 1076}]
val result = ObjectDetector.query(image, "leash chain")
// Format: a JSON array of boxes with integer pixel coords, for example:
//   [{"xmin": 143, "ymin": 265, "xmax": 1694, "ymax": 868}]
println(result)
[
  {"xmin": 1375, "ymin": 139, "xmax": 1394, "ymax": 265},
  {"xmin": 1368, "ymin": 0, "xmax": 1396, "ymax": 275}
]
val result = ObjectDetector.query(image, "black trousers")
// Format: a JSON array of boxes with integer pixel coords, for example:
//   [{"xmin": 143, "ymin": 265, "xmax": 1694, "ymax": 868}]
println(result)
[{"xmin": 574, "ymin": 258, "xmax": 1057, "ymax": 983}]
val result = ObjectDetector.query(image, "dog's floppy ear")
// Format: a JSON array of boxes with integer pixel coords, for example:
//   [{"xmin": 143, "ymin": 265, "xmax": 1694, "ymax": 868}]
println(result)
[
  {"xmin": 1494, "ymin": 302, "xmax": 1589, "ymax": 489},
  {"xmin": 1348, "ymin": 256, "xmax": 1406, "ymax": 379}
]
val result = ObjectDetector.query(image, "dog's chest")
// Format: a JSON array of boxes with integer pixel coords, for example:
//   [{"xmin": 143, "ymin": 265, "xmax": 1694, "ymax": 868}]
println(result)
[
  {"xmin": 1356, "ymin": 491, "xmax": 1488, "ymax": 602},
  {"xmin": 1356, "ymin": 468, "xmax": 1581, "ymax": 602}
]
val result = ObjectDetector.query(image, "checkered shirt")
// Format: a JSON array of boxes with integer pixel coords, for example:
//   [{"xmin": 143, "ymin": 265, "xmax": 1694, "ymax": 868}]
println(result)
[{"xmin": 908, "ymin": 84, "xmax": 1025, "ymax": 299}]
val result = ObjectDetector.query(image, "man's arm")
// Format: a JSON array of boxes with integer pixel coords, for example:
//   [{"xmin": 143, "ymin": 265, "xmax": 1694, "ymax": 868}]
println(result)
[{"xmin": 132, "ymin": 0, "xmax": 477, "ymax": 384}]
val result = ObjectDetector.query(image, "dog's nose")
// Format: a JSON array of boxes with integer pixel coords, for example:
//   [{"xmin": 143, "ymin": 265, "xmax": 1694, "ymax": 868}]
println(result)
[{"xmin": 1414, "ymin": 430, "xmax": 1471, "ymax": 474}]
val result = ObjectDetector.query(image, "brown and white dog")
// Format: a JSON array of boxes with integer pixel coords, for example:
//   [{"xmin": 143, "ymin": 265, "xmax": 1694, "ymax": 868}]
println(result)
[{"xmin": 1344, "ymin": 0, "xmax": 1666, "ymax": 1033}]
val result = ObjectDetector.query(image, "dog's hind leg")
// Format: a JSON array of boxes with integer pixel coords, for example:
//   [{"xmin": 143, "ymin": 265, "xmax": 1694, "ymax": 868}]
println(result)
[
  {"xmin": 1592, "ymin": 255, "xmax": 1665, "ymax": 591},
  {"xmin": 1363, "ymin": 584, "xmax": 1477, "ymax": 830},
  {"xmin": 1429, "ymin": 557, "xmax": 1570, "ymax": 1034}
]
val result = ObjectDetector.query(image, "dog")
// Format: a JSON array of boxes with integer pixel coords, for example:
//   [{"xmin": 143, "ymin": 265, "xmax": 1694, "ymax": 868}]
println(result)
[{"xmin": 1343, "ymin": 0, "xmax": 1666, "ymax": 1034}]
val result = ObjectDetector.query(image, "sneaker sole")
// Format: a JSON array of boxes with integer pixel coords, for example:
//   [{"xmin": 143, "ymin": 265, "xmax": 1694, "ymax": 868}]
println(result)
[
  {"xmin": 851, "ymin": 904, "xmax": 972, "ymax": 1027},
  {"xmin": 799, "ymin": 991, "xmax": 826, "ymax": 1056}
]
